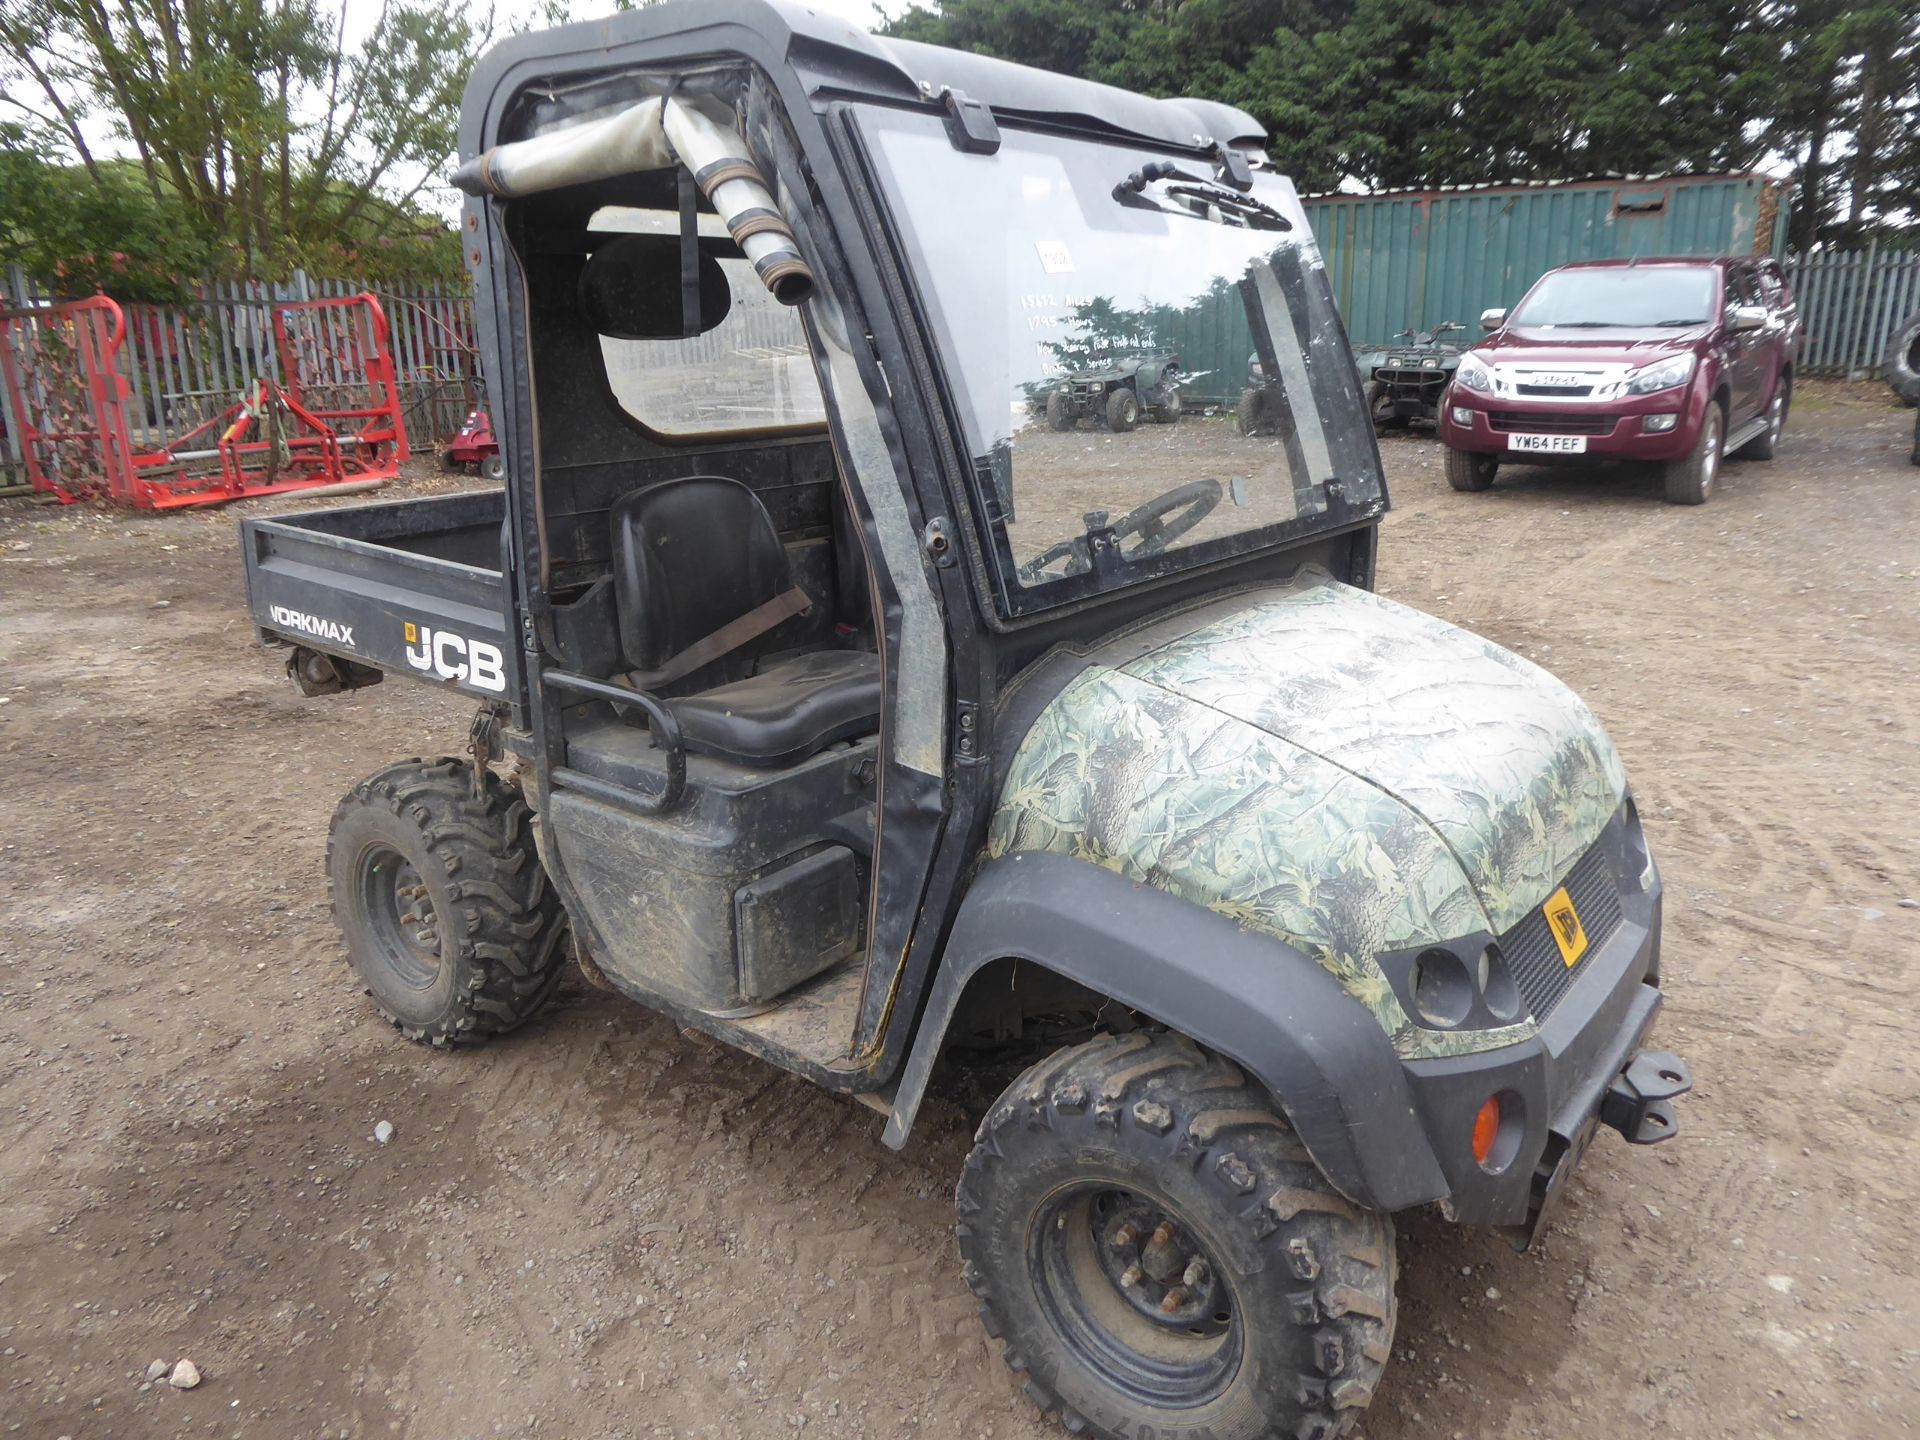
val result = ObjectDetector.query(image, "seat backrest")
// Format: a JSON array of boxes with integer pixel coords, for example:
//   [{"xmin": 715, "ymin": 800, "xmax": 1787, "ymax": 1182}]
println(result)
[{"xmin": 610, "ymin": 475, "xmax": 792, "ymax": 682}]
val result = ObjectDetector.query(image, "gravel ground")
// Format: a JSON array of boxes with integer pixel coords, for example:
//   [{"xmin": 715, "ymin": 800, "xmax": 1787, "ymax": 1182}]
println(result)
[{"xmin": 1, "ymin": 382, "xmax": 1916, "ymax": 1439}]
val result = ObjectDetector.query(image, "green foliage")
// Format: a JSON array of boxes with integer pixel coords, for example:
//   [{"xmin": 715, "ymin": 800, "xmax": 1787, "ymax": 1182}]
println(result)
[
  {"xmin": 883, "ymin": 0, "xmax": 1920, "ymax": 243},
  {"xmin": 0, "ymin": 134, "xmax": 215, "ymax": 301},
  {"xmin": 0, "ymin": 0, "xmax": 481, "ymax": 295}
]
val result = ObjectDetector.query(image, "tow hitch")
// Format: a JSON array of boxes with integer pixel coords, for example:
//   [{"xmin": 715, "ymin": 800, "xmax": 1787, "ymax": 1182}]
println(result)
[{"xmin": 1600, "ymin": 1049, "xmax": 1693, "ymax": 1144}]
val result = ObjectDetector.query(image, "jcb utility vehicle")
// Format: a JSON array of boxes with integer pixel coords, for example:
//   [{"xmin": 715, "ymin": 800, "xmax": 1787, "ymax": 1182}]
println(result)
[{"xmin": 239, "ymin": 5, "xmax": 1691, "ymax": 1435}]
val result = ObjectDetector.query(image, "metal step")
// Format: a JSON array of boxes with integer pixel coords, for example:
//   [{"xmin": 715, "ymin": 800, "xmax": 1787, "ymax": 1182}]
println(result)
[{"xmin": 1723, "ymin": 416, "xmax": 1768, "ymax": 454}]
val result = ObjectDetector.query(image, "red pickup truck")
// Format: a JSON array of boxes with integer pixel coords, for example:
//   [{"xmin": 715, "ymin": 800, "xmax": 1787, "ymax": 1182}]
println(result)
[{"xmin": 1438, "ymin": 256, "xmax": 1797, "ymax": 505}]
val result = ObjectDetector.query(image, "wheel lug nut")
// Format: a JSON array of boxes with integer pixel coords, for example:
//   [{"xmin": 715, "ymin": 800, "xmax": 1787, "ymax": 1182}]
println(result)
[
  {"xmin": 1151, "ymin": 1221, "xmax": 1176, "ymax": 1247},
  {"xmin": 1119, "ymin": 1262, "xmax": 1143, "ymax": 1289},
  {"xmin": 1112, "ymin": 1223, "xmax": 1137, "ymax": 1248},
  {"xmin": 1159, "ymin": 1286, "xmax": 1188, "ymax": 1313},
  {"xmin": 1182, "ymin": 1259, "xmax": 1210, "ymax": 1288}
]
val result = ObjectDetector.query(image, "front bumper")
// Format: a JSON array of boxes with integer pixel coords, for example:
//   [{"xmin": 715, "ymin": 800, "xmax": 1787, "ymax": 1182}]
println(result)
[
  {"xmin": 1440, "ymin": 386, "xmax": 1704, "ymax": 462},
  {"xmin": 1393, "ymin": 855, "xmax": 1691, "ymax": 1245}
]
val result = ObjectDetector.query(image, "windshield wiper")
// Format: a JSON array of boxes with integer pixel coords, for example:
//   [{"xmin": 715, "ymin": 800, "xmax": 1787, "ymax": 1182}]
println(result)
[
  {"xmin": 1650, "ymin": 318, "xmax": 1707, "ymax": 327},
  {"xmin": 1113, "ymin": 162, "xmax": 1291, "ymax": 231}
]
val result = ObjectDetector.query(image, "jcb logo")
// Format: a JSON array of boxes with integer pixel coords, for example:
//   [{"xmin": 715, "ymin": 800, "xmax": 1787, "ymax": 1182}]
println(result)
[{"xmin": 404, "ymin": 621, "xmax": 506, "ymax": 693}]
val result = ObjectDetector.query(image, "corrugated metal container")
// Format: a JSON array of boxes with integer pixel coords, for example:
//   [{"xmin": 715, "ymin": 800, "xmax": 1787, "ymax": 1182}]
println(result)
[{"xmin": 1303, "ymin": 172, "xmax": 1791, "ymax": 348}]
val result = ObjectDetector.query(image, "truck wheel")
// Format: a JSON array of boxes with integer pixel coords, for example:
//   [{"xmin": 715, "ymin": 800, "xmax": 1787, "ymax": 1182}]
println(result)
[
  {"xmin": 480, "ymin": 453, "xmax": 507, "ymax": 481},
  {"xmin": 1737, "ymin": 375, "xmax": 1790, "ymax": 460},
  {"xmin": 1046, "ymin": 392, "xmax": 1077, "ymax": 432},
  {"xmin": 327, "ymin": 757, "xmax": 567, "ymax": 1046},
  {"xmin": 1149, "ymin": 389, "xmax": 1182, "ymax": 425},
  {"xmin": 1883, "ymin": 311, "xmax": 1920, "ymax": 407},
  {"xmin": 958, "ymin": 1032, "xmax": 1395, "ymax": 1440},
  {"xmin": 1445, "ymin": 447, "xmax": 1498, "ymax": 492},
  {"xmin": 1662, "ymin": 401, "xmax": 1723, "ymax": 505},
  {"xmin": 1105, "ymin": 388, "xmax": 1140, "ymax": 432}
]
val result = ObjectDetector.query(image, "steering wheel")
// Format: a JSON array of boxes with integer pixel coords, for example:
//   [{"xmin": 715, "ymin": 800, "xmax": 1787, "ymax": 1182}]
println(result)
[{"xmin": 1017, "ymin": 479, "xmax": 1224, "ymax": 583}]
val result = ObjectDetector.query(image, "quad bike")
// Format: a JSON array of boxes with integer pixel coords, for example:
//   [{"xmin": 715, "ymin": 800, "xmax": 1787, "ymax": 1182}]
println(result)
[
  {"xmin": 1354, "ymin": 321, "xmax": 1467, "ymax": 428},
  {"xmin": 1045, "ymin": 353, "xmax": 1183, "ymax": 431},
  {"xmin": 239, "ymin": 6, "xmax": 1693, "ymax": 1436}
]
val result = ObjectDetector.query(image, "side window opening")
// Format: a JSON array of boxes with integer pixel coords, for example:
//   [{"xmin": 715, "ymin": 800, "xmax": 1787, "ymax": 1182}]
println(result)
[{"xmin": 587, "ymin": 204, "xmax": 827, "ymax": 439}]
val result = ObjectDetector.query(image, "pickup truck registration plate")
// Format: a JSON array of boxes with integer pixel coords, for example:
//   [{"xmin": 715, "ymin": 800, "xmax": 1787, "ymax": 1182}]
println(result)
[{"xmin": 1508, "ymin": 433, "xmax": 1587, "ymax": 453}]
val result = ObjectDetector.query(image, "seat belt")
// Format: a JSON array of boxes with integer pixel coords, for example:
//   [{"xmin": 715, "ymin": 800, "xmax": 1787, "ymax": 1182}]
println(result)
[{"xmin": 631, "ymin": 585, "xmax": 812, "ymax": 690}]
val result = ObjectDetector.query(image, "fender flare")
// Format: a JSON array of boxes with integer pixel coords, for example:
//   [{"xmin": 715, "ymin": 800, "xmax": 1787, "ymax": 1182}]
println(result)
[{"xmin": 881, "ymin": 851, "xmax": 1451, "ymax": 1213}]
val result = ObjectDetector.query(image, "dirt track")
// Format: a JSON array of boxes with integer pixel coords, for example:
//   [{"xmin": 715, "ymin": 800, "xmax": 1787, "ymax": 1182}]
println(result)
[{"xmin": 2, "ymin": 385, "xmax": 1917, "ymax": 1439}]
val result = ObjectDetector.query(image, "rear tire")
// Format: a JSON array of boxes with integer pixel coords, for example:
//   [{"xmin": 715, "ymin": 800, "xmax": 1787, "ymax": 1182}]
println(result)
[
  {"xmin": 1662, "ymin": 402, "xmax": 1723, "ymax": 505},
  {"xmin": 1047, "ymin": 392, "xmax": 1077, "ymax": 432},
  {"xmin": 480, "ymin": 453, "xmax": 506, "ymax": 482},
  {"xmin": 1149, "ymin": 388, "xmax": 1182, "ymax": 425},
  {"xmin": 1445, "ymin": 447, "xmax": 1498, "ymax": 492},
  {"xmin": 327, "ymin": 757, "xmax": 567, "ymax": 1046},
  {"xmin": 1737, "ymin": 375, "xmax": 1790, "ymax": 460},
  {"xmin": 1106, "ymin": 388, "xmax": 1140, "ymax": 432},
  {"xmin": 959, "ymin": 1032, "xmax": 1396, "ymax": 1440}
]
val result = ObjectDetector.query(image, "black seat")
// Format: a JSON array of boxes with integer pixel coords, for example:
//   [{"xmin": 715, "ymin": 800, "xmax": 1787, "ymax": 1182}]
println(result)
[{"xmin": 609, "ymin": 476, "xmax": 880, "ymax": 768}]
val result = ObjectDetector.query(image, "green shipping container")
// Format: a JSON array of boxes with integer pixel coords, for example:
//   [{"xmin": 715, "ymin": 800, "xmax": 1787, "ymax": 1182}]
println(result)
[{"xmin": 1304, "ymin": 172, "xmax": 1792, "ymax": 348}]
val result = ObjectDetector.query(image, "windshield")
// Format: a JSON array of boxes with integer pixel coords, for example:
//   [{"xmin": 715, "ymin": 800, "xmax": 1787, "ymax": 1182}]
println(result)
[
  {"xmin": 857, "ymin": 110, "xmax": 1382, "ymax": 612},
  {"xmin": 1510, "ymin": 266, "xmax": 1719, "ymax": 329}
]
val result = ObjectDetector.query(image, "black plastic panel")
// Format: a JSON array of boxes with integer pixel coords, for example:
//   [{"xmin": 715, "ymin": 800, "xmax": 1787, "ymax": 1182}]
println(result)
[{"xmin": 1502, "ymin": 840, "xmax": 1624, "ymax": 1024}]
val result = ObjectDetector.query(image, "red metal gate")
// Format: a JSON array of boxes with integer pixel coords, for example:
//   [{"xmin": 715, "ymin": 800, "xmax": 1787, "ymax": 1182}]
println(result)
[{"xmin": 0, "ymin": 291, "xmax": 409, "ymax": 509}]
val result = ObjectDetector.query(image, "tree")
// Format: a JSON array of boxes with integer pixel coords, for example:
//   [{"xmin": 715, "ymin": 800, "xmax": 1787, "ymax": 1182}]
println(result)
[
  {"xmin": 0, "ymin": 0, "xmax": 486, "ymax": 291},
  {"xmin": 881, "ymin": 0, "xmax": 1918, "ymax": 240}
]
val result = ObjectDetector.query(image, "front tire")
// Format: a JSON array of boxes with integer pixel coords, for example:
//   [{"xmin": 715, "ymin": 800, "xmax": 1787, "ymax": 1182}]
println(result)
[
  {"xmin": 1106, "ymin": 388, "xmax": 1141, "ymax": 432},
  {"xmin": 958, "ymin": 1032, "xmax": 1396, "ymax": 1440},
  {"xmin": 1238, "ymin": 386, "xmax": 1285, "ymax": 437},
  {"xmin": 1663, "ymin": 401, "xmax": 1723, "ymax": 505},
  {"xmin": 327, "ymin": 757, "xmax": 567, "ymax": 1046},
  {"xmin": 1047, "ymin": 392, "xmax": 1077, "ymax": 432},
  {"xmin": 1445, "ymin": 447, "xmax": 1498, "ymax": 491}
]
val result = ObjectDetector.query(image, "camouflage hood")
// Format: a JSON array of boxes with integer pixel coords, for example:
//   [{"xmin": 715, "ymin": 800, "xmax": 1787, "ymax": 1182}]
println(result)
[{"xmin": 987, "ymin": 570, "xmax": 1627, "ymax": 1059}]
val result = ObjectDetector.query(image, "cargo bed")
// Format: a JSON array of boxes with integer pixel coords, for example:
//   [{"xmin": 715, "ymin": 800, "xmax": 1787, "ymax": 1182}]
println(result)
[{"xmin": 239, "ymin": 490, "xmax": 521, "ymax": 703}]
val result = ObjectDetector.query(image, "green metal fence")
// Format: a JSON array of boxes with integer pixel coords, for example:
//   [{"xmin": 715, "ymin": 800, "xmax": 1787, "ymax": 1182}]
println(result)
[{"xmin": 1785, "ymin": 250, "xmax": 1920, "ymax": 378}]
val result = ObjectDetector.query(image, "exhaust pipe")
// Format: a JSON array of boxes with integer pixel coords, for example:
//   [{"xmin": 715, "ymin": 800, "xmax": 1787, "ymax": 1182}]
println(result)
[{"xmin": 452, "ymin": 96, "xmax": 813, "ymax": 306}]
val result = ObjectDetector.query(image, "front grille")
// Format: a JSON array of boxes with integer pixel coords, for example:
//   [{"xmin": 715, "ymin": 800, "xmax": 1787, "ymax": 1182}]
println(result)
[
  {"xmin": 1489, "ymin": 410, "xmax": 1620, "ymax": 436},
  {"xmin": 1378, "ymin": 369, "xmax": 1447, "ymax": 387},
  {"xmin": 1499, "ymin": 841, "xmax": 1623, "ymax": 1022},
  {"xmin": 1517, "ymin": 383, "xmax": 1595, "ymax": 397}
]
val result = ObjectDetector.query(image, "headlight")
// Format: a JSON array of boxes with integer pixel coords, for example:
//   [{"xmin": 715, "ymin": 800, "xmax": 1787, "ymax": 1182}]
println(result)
[
  {"xmin": 1454, "ymin": 353, "xmax": 1493, "ymax": 392},
  {"xmin": 1625, "ymin": 354, "xmax": 1695, "ymax": 394}
]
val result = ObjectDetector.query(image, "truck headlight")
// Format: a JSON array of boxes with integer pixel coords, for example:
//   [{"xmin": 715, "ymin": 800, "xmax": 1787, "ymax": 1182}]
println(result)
[
  {"xmin": 1625, "ymin": 354, "xmax": 1695, "ymax": 395},
  {"xmin": 1454, "ymin": 353, "xmax": 1493, "ymax": 392}
]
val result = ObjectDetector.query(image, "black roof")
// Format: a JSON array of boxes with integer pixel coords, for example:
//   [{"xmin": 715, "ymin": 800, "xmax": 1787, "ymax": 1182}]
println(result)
[{"xmin": 462, "ymin": 0, "xmax": 1265, "ymax": 156}]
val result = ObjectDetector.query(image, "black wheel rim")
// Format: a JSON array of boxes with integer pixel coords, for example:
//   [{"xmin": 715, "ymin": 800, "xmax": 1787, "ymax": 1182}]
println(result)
[
  {"xmin": 1029, "ymin": 1183, "xmax": 1241, "ymax": 1408},
  {"xmin": 357, "ymin": 844, "xmax": 442, "ymax": 990}
]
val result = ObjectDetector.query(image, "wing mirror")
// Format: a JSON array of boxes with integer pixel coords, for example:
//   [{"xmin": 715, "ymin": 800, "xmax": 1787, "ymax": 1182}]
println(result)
[
  {"xmin": 1479, "ymin": 307, "xmax": 1507, "ymax": 331},
  {"xmin": 1729, "ymin": 304, "xmax": 1768, "ymax": 333}
]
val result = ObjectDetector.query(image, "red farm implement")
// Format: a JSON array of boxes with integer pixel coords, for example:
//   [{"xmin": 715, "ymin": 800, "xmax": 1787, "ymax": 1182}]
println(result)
[{"xmin": 0, "ymin": 291, "xmax": 409, "ymax": 509}]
